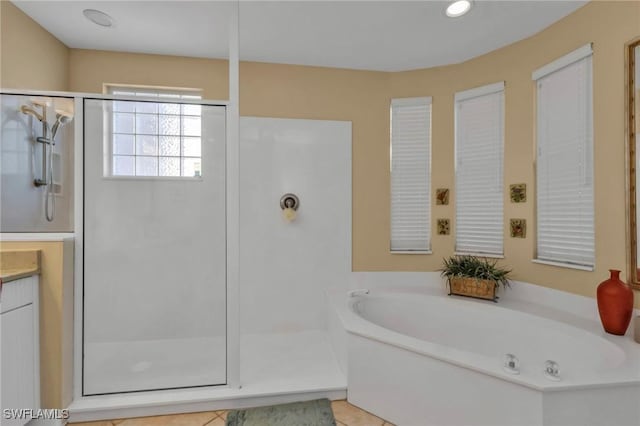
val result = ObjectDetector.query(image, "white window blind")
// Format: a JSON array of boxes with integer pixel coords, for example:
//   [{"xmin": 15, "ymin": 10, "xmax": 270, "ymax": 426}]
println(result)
[
  {"xmin": 390, "ymin": 97, "xmax": 432, "ymax": 252},
  {"xmin": 534, "ymin": 45, "xmax": 594, "ymax": 268},
  {"xmin": 455, "ymin": 82, "xmax": 505, "ymax": 256}
]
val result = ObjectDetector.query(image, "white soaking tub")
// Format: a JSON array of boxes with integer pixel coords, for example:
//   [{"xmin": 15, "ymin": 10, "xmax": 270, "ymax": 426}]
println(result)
[{"xmin": 332, "ymin": 284, "xmax": 640, "ymax": 426}]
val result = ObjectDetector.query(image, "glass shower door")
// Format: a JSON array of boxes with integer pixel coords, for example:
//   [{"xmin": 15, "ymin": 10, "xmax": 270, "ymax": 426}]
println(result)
[{"xmin": 82, "ymin": 98, "xmax": 226, "ymax": 395}]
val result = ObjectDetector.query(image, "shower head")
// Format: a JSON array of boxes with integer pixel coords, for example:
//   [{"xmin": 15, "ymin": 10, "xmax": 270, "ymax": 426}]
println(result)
[
  {"xmin": 56, "ymin": 110, "xmax": 73, "ymax": 123},
  {"xmin": 51, "ymin": 110, "xmax": 73, "ymax": 139},
  {"xmin": 20, "ymin": 105, "xmax": 45, "ymax": 122}
]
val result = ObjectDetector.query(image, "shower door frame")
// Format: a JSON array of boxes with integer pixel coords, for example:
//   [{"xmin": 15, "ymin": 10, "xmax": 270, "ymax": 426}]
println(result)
[
  {"xmin": 79, "ymin": 94, "xmax": 233, "ymax": 396},
  {"xmin": 71, "ymin": 91, "xmax": 240, "ymax": 400}
]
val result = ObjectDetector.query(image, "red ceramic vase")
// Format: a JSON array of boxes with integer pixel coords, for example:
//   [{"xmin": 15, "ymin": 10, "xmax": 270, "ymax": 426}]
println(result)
[{"xmin": 597, "ymin": 270, "xmax": 634, "ymax": 335}]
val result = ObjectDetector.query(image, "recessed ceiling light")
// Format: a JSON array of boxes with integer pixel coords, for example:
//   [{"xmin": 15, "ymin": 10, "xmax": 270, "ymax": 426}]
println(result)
[
  {"xmin": 446, "ymin": 0, "xmax": 473, "ymax": 18},
  {"xmin": 83, "ymin": 9, "xmax": 113, "ymax": 27}
]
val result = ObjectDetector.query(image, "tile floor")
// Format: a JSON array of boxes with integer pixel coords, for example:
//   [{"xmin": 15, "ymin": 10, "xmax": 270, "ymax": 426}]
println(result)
[{"xmin": 69, "ymin": 400, "xmax": 395, "ymax": 426}]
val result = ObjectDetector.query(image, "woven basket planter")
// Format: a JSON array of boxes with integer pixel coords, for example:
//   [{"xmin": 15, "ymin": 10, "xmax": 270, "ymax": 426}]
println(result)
[{"xmin": 448, "ymin": 277, "xmax": 498, "ymax": 302}]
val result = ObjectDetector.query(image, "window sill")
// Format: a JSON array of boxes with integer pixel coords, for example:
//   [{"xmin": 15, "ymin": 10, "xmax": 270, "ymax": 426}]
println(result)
[
  {"xmin": 0, "ymin": 233, "xmax": 75, "ymax": 242},
  {"xmin": 454, "ymin": 252, "xmax": 504, "ymax": 259},
  {"xmin": 390, "ymin": 250, "xmax": 432, "ymax": 255},
  {"xmin": 532, "ymin": 259, "xmax": 594, "ymax": 272},
  {"xmin": 101, "ymin": 176, "xmax": 203, "ymax": 181}
]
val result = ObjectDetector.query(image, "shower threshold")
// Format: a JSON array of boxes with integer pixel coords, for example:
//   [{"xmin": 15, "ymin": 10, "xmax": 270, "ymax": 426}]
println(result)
[{"xmin": 68, "ymin": 330, "xmax": 346, "ymax": 423}]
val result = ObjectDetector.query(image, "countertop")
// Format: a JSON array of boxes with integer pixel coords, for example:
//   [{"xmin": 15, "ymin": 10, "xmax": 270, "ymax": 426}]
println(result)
[{"xmin": 0, "ymin": 249, "xmax": 41, "ymax": 283}]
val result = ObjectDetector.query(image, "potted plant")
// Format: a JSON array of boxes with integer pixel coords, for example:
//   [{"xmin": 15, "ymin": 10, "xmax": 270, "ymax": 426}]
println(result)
[{"xmin": 441, "ymin": 255, "xmax": 511, "ymax": 302}]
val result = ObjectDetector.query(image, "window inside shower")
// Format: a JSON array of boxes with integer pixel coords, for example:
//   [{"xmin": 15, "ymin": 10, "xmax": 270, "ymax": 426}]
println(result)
[{"xmin": 104, "ymin": 86, "xmax": 204, "ymax": 178}]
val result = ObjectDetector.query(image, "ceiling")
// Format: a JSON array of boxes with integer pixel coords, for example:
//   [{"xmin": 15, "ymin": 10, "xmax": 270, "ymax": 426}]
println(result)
[{"xmin": 13, "ymin": 0, "xmax": 588, "ymax": 72}]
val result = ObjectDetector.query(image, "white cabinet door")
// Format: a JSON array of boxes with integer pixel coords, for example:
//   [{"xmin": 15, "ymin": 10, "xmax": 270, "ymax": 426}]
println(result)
[{"xmin": 1, "ymin": 303, "xmax": 35, "ymax": 426}]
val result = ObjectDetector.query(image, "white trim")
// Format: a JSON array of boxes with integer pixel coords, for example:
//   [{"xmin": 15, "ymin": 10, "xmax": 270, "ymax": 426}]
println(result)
[
  {"xmin": 454, "ymin": 252, "xmax": 505, "ymax": 259},
  {"xmin": 0, "ymin": 233, "xmax": 75, "ymax": 241},
  {"xmin": 104, "ymin": 84, "xmax": 203, "ymax": 98},
  {"xmin": 454, "ymin": 81, "xmax": 505, "ymax": 102},
  {"xmin": 391, "ymin": 96, "xmax": 432, "ymax": 107},
  {"xmin": 68, "ymin": 387, "xmax": 346, "ymax": 423},
  {"xmin": 0, "ymin": 88, "xmax": 228, "ymax": 107},
  {"xmin": 100, "ymin": 176, "xmax": 204, "ymax": 182},
  {"xmin": 73, "ymin": 96, "xmax": 84, "ymax": 400},
  {"xmin": 532, "ymin": 43, "xmax": 593, "ymax": 81},
  {"xmin": 83, "ymin": 94, "xmax": 223, "ymax": 106},
  {"xmin": 390, "ymin": 250, "xmax": 433, "ymax": 255},
  {"xmin": 532, "ymin": 259, "xmax": 594, "ymax": 272},
  {"xmin": 226, "ymin": 2, "xmax": 240, "ymax": 390},
  {"xmin": 32, "ymin": 276, "xmax": 41, "ymax": 411}
]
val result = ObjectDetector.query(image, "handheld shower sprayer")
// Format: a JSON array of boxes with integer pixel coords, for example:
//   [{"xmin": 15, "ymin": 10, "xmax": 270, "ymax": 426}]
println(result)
[
  {"xmin": 51, "ymin": 111, "xmax": 73, "ymax": 139},
  {"xmin": 20, "ymin": 101, "xmax": 74, "ymax": 222},
  {"xmin": 42, "ymin": 110, "xmax": 73, "ymax": 222}
]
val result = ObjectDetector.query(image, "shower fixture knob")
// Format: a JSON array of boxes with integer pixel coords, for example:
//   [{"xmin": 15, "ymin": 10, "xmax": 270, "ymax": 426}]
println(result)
[
  {"xmin": 280, "ymin": 193, "xmax": 300, "ymax": 211},
  {"xmin": 544, "ymin": 360, "xmax": 560, "ymax": 381},
  {"xmin": 503, "ymin": 353, "xmax": 520, "ymax": 374},
  {"xmin": 280, "ymin": 193, "xmax": 300, "ymax": 222}
]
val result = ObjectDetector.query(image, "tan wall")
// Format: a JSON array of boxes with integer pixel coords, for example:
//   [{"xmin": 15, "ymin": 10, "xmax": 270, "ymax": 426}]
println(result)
[
  {"xmin": 69, "ymin": 49, "xmax": 229, "ymax": 99},
  {"xmin": 389, "ymin": 1, "xmax": 640, "ymax": 306},
  {"xmin": 0, "ymin": 1, "xmax": 69, "ymax": 91},
  {"xmin": 0, "ymin": 241, "xmax": 73, "ymax": 409}
]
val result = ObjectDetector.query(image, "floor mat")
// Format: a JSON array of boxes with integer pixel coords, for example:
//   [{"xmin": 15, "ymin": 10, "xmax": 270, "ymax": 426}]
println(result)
[{"xmin": 226, "ymin": 399, "xmax": 336, "ymax": 426}]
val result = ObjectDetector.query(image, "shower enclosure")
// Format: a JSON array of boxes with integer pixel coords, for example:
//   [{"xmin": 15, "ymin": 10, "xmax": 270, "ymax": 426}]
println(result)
[{"xmin": 82, "ymin": 98, "xmax": 227, "ymax": 394}]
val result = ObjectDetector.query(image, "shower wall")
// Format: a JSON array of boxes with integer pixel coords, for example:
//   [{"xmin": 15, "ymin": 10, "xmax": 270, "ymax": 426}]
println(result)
[
  {"xmin": 0, "ymin": 94, "xmax": 74, "ymax": 232},
  {"xmin": 239, "ymin": 117, "xmax": 352, "ymax": 334}
]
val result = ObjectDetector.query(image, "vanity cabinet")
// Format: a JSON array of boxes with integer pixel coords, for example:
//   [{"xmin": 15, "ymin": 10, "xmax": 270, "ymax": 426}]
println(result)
[{"xmin": 1, "ymin": 275, "xmax": 40, "ymax": 426}]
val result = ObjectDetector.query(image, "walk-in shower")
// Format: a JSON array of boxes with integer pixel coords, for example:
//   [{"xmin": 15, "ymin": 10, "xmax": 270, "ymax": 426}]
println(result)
[{"xmin": 2, "ymin": 90, "xmax": 352, "ymax": 422}]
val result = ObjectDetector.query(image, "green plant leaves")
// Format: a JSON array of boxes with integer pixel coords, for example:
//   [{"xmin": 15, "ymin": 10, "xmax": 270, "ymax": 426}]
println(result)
[{"xmin": 440, "ymin": 255, "xmax": 511, "ymax": 288}]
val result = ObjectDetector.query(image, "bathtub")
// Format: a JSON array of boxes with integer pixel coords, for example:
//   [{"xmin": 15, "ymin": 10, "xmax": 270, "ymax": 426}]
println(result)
[{"xmin": 331, "ymin": 282, "xmax": 640, "ymax": 426}]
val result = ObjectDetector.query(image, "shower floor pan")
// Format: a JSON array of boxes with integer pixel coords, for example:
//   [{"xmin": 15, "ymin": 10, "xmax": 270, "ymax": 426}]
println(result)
[
  {"xmin": 69, "ymin": 330, "xmax": 346, "ymax": 422},
  {"xmin": 84, "ymin": 336, "xmax": 227, "ymax": 395}
]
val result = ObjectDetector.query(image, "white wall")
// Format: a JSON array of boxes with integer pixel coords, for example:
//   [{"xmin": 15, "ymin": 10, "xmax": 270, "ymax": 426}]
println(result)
[{"xmin": 239, "ymin": 117, "xmax": 352, "ymax": 334}]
